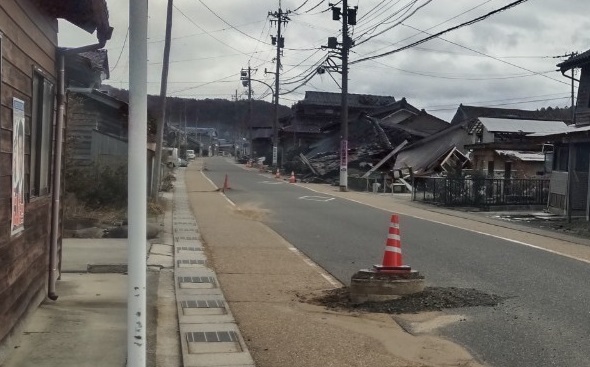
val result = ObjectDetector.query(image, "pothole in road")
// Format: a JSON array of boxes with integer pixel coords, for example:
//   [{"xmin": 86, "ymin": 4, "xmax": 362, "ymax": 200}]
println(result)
[{"xmin": 306, "ymin": 287, "xmax": 504, "ymax": 314}]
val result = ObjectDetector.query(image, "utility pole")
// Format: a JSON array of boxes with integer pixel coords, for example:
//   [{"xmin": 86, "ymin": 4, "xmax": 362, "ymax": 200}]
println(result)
[
  {"xmin": 566, "ymin": 52, "xmax": 578, "ymax": 223},
  {"xmin": 128, "ymin": 0, "xmax": 147, "ymax": 365},
  {"xmin": 152, "ymin": 0, "xmax": 174, "ymax": 199},
  {"xmin": 241, "ymin": 66, "xmax": 254, "ymax": 157},
  {"xmin": 269, "ymin": 2, "xmax": 290, "ymax": 168},
  {"xmin": 327, "ymin": 1, "xmax": 357, "ymax": 191}
]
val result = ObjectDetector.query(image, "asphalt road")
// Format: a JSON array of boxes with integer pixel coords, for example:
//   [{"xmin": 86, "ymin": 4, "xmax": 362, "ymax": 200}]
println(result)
[{"xmin": 198, "ymin": 157, "xmax": 590, "ymax": 367}]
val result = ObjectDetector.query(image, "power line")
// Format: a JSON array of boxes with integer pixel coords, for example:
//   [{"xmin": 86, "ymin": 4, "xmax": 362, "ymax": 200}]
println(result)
[
  {"xmin": 355, "ymin": 0, "xmax": 433, "ymax": 47},
  {"xmin": 363, "ymin": 57, "xmax": 557, "ymax": 81},
  {"xmin": 425, "ymin": 92, "xmax": 572, "ymax": 109},
  {"xmin": 174, "ymin": 4, "xmax": 251, "ymax": 57},
  {"xmin": 360, "ymin": 0, "xmax": 493, "ymax": 58},
  {"xmin": 426, "ymin": 96, "xmax": 571, "ymax": 112},
  {"xmin": 110, "ymin": 27, "xmax": 129, "ymax": 72},
  {"xmin": 293, "ymin": 0, "xmax": 312, "ymax": 12},
  {"xmin": 351, "ymin": 0, "xmax": 531, "ymax": 64},
  {"xmin": 399, "ymin": 23, "xmax": 570, "ymax": 86},
  {"xmin": 197, "ymin": 0, "xmax": 272, "ymax": 45},
  {"xmin": 354, "ymin": 0, "xmax": 418, "ymax": 40}
]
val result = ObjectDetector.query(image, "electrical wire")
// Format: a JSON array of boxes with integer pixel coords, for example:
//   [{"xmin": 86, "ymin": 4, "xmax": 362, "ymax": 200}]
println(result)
[
  {"xmin": 362, "ymin": 57, "xmax": 558, "ymax": 81},
  {"xmin": 354, "ymin": 0, "xmax": 416, "ymax": 38},
  {"xmin": 197, "ymin": 0, "xmax": 272, "ymax": 45},
  {"xmin": 351, "ymin": 0, "xmax": 531, "ymax": 64},
  {"xmin": 174, "ymin": 4, "xmax": 252, "ymax": 57},
  {"xmin": 426, "ymin": 97, "xmax": 571, "ymax": 112},
  {"xmin": 110, "ymin": 27, "xmax": 129, "ymax": 72},
  {"xmin": 355, "ymin": 0, "xmax": 433, "ymax": 47},
  {"xmin": 361, "ymin": 0, "xmax": 494, "ymax": 58},
  {"xmin": 397, "ymin": 23, "xmax": 570, "ymax": 86},
  {"xmin": 293, "ymin": 0, "xmax": 312, "ymax": 12},
  {"xmin": 425, "ymin": 92, "xmax": 572, "ymax": 109}
]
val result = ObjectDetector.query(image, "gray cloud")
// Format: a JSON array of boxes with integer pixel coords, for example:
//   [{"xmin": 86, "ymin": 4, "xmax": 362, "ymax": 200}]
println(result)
[{"xmin": 57, "ymin": 0, "xmax": 588, "ymax": 121}]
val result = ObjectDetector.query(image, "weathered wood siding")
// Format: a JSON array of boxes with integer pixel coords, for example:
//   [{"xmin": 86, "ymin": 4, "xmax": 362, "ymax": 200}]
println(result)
[{"xmin": 0, "ymin": 0, "xmax": 58, "ymax": 356}]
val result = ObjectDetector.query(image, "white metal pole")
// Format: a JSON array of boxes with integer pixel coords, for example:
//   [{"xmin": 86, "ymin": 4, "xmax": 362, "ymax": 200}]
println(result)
[{"xmin": 128, "ymin": 0, "xmax": 148, "ymax": 366}]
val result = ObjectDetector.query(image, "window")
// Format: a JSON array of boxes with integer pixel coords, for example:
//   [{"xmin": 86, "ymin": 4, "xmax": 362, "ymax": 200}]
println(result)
[{"xmin": 29, "ymin": 71, "xmax": 54, "ymax": 197}]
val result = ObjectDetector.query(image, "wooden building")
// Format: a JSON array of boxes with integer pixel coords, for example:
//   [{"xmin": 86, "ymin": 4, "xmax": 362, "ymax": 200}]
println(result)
[{"xmin": 0, "ymin": 0, "xmax": 110, "ymax": 362}]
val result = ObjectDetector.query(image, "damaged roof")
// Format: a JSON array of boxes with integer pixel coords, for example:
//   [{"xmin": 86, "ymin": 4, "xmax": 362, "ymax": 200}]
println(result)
[
  {"xmin": 495, "ymin": 150, "xmax": 545, "ymax": 162},
  {"xmin": 300, "ymin": 91, "xmax": 395, "ymax": 109},
  {"xmin": 370, "ymin": 98, "xmax": 420, "ymax": 118},
  {"xmin": 558, "ymin": 49, "xmax": 590, "ymax": 72},
  {"xmin": 33, "ymin": 0, "xmax": 112, "ymax": 43},
  {"xmin": 451, "ymin": 105, "xmax": 573, "ymax": 125},
  {"xmin": 394, "ymin": 122, "xmax": 472, "ymax": 176},
  {"xmin": 475, "ymin": 117, "xmax": 569, "ymax": 134}
]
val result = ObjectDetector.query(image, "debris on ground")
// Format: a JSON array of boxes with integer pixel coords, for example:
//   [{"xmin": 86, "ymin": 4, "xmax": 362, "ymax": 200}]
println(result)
[{"xmin": 305, "ymin": 286, "xmax": 504, "ymax": 314}]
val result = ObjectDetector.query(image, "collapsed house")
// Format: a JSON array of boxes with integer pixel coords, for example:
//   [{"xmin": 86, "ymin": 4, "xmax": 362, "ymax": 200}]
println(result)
[
  {"xmin": 283, "ymin": 91, "xmax": 574, "ymax": 192},
  {"xmin": 281, "ymin": 94, "xmax": 449, "ymax": 183}
]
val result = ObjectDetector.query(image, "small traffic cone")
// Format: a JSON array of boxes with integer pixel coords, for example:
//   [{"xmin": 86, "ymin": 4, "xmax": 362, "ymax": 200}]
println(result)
[
  {"xmin": 289, "ymin": 171, "xmax": 296, "ymax": 183},
  {"xmin": 221, "ymin": 174, "xmax": 230, "ymax": 193},
  {"xmin": 275, "ymin": 168, "xmax": 281, "ymax": 179},
  {"xmin": 374, "ymin": 214, "xmax": 411, "ymax": 273}
]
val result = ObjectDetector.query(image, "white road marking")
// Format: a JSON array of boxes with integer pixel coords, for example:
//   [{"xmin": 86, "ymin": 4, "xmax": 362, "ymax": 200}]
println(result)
[
  {"xmin": 201, "ymin": 170, "xmax": 218, "ymax": 189},
  {"xmin": 200, "ymin": 170, "xmax": 236, "ymax": 206},
  {"xmin": 260, "ymin": 181, "xmax": 284, "ymax": 185},
  {"xmin": 299, "ymin": 195, "xmax": 335, "ymax": 202},
  {"xmin": 288, "ymin": 247, "xmax": 341, "ymax": 288},
  {"xmin": 295, "ymin": 184, "xmax": 590, "ymax": 266}
]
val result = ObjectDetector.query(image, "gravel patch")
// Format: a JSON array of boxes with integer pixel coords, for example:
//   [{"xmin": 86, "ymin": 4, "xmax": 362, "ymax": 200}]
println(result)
[{"xmin": 307, "ymin": 286, "xmax": 504, "ymax": 314}]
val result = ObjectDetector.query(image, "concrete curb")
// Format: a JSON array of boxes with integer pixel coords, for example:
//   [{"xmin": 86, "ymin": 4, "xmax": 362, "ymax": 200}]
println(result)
[{"xmin": 173, "ymin": 169, "xmax": 255, "ymax": 367}]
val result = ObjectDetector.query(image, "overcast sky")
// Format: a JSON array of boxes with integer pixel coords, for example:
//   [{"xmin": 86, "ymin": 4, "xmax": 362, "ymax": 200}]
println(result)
[{"xmin": 58, "ymin": 0, "xmax": 590, "ymax": 121}]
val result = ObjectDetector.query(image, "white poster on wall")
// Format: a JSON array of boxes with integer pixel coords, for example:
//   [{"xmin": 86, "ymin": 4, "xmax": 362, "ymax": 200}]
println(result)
[{"xmin": 11, "ymin": 97, "xmax": 25, "ymax": 236}]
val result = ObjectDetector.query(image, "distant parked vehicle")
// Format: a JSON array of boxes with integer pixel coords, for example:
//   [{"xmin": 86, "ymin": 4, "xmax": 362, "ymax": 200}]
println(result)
[
  {"xmin": 179, "ymin": 159, "xmax": 188, "ymax": 167},
  {"xmin": 186, "ymin": 149, "xmax": 196, "ymax": 160}
]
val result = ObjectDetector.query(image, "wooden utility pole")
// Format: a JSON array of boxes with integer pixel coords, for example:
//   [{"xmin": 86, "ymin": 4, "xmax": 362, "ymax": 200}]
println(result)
[{"xmin": 152, "ymin": 0, "xmax": 174, "ymax": 199}]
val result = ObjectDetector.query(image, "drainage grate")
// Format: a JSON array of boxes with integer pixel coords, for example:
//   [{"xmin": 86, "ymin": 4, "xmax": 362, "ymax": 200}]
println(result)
[
  {"xmin": 181, "ymin": 300, "xmax": 224, "ymax": 309},
  {"xmin": 178, "ymin": 276, "xmax": 216, "ymax": 286},
  {"xmin": 177, "ymin": 259, "xmax": 207, "ymax": 266},
  {"xmin": 177, "ymin": 246, "xmax": 202, "ymax": 252},
  {"xmin": 186, "ymin": 331, "xmax": 238, "ymax": 343},
  {"xmin": 175, "ymin": 236, "xmax": 199, "ymax": 241}
]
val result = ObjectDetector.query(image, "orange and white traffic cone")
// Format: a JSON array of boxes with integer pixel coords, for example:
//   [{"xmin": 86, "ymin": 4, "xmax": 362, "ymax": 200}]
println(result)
[
  {"xmin": 289, "ymin": 171, "xmax": 296, "ymax": 183},
  {"xmin": 374, "ymin": 214, "xmax": 411, "ymax": 273},
  {"xmin": 275, "ymin": 168, "xmax": 281, "ymax": 179}
]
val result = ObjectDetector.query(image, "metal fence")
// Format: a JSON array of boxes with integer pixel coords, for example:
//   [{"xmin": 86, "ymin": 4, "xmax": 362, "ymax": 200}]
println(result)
[{"xmin": 413, "ymin": 177, "xmax": 550, "ymax": 207}]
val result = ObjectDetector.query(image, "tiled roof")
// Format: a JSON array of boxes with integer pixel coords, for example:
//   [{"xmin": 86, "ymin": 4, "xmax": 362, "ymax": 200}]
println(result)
[
  {"xmin": 557, "ymin": 49, "xmax": 590, "ymax": 71},
  {"xmin": 451, "ymin": 105, "xmax": 572, "ymax": 125},
  {"xmin": 301, "ymin": 91, "xmax": 395, "ymax": 108},
  {"xmin": 369, "ymin": 98, "xmax": 421, "ymax": 118}
]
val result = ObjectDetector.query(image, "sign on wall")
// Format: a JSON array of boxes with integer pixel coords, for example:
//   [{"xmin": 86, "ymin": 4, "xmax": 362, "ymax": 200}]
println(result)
[{"xmin": 12, "ymin": 98, "xmax": 25, "ymax": 236}]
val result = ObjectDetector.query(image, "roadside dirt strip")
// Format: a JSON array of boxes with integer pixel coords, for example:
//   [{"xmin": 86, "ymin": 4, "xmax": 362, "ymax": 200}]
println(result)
[{"xmin": 185, "ymin": 161, "xmax": 484, "ymax": 367}]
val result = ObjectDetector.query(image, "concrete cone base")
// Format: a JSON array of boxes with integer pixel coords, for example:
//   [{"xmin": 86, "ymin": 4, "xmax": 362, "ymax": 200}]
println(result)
[{"xmin": 349, "ymin": 269, "xmax": 425, "ymax": 305}]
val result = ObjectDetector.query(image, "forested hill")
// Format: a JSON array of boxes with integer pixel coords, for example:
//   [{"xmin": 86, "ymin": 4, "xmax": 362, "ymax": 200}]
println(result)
[{"xmin": 100, "ymin": 85, "xmax": 292, "ymax": 138}]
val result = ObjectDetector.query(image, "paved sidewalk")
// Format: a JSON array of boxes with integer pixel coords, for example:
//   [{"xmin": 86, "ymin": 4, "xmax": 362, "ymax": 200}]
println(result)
[
  {"xmin": 172, "ymin": 169, "xmax": 255, "ymax": 367},
  {"xmin": 2, "ymin": 241, "xmax": 130, "ymax": 367}
]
